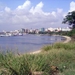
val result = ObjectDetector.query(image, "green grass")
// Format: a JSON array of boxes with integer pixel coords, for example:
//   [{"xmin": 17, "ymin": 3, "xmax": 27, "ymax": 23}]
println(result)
[
  {"xmin": 0, "ymin": 42, "xmax": 75, "ymax": 75},
  {"xmin": 42, "ymin": 42, "xmax": 75, "ymax": 51}
]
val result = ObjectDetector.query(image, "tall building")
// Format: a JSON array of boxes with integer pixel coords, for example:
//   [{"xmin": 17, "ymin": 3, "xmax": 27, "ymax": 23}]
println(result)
[
  {"xmin": 21, "ymin": 28, "xmax": 25, "ymax": 33},
  {"xmin": 40, "ymin": 28, "xmax": 45, "ymax": 32}
]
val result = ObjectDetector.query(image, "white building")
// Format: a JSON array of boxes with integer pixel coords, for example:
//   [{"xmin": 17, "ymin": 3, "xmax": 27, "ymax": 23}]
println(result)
[
  {"xmin": 61, "ymin": 27, "xmax": 72, "ymax": 31},
  {"xmin": 47, "ymin": 28, "xmax": 54, "ymax": 32}
]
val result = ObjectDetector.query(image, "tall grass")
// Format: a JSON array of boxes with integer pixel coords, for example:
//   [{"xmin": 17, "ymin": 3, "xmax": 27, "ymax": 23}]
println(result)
[
  {"xmin": 42, "ymin": 42, "xmax": 75, "ymax": 51},
  {"xmin": 0, "ymin": 53, "xmax": 32, "ymax": 75},
  {"xmin": 0, "ymin": 42, "xmax": 75, "ymax": 75}
]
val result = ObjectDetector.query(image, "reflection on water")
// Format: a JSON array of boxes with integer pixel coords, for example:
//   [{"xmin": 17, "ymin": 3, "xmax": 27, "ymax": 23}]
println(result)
[{"xmin": 0, "ymin": 34, "xmax": 63, "ymax": 54}]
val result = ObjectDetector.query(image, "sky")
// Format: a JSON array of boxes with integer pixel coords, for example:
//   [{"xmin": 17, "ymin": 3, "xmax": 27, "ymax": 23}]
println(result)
[{"xmin": 0, "ymin": 0, "xmax": 75, "ymax": 31}]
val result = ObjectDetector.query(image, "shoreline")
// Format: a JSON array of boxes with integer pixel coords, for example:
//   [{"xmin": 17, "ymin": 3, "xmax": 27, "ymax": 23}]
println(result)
[
  {"xmin": 29, "ymin": 50, "xmax": 41, "ymax": 54},
  {"xmin": 62, "ymin": 36, "xmax": 71, "ymax": 43},
  {"xmin": 29, "ymin": 35, "xmax": 71, "ymax": 54}
]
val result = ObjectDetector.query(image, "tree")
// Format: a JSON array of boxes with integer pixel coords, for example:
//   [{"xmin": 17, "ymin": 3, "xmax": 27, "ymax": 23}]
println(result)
[{"xmin": 62, "ymin": 11, "xmax": 75, "ymax": 29}]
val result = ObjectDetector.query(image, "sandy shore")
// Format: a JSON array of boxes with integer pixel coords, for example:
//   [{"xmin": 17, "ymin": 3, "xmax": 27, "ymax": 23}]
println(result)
[
  {"xmin": 29, "ymin": 36, "xmax": 71, "ymax": 54},
  {"xmin": 29, "ymin": 50, "xmax": 41, "ymax": 54},
  {"xmin": 62, "ymin": 36, "xmax": 71, "ymax": 43}
]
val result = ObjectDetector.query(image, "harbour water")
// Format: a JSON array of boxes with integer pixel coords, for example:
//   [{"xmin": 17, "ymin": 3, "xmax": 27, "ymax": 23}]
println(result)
[{"xmin": 0, "ymin": 34, "xmax": 65, "ymax": 54}]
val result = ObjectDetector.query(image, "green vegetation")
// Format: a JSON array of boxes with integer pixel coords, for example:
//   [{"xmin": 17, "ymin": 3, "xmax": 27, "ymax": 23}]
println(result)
[
  {"xmin": 42, "ymin": 42, "xmax": 75, "ymax": 51},
  {"xmin": 0, "ymin": 42, "xmax": 75, "ymax": 75},
  {"xmin": 62, "ymin": 11, "xmax": 75, "ymax": 29},
  {"xmin": 38, "ymin": 29, "xmax": 75, "ymax": 39},
  {"xmin": 49, "ymin": 29, "xmax": 75, "ymax": 41}
]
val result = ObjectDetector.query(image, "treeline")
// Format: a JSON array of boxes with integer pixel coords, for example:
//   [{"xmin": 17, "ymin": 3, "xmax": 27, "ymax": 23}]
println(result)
[{"xmin": 39, "ymin": 29, "xmax": 75, "ymax": 37}]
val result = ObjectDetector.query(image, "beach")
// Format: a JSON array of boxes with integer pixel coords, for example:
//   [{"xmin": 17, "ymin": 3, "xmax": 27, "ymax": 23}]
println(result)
[
  {"xmin": 30, "ymin": 36, "xmax": 71, "ymax": 54},
  {"xmin": 29, "ymin": 50, "xmax": 41, "ymax": 54},
  {"xmin": 62, "ymin": 36, "xmax": 71, "ymax": 43}
]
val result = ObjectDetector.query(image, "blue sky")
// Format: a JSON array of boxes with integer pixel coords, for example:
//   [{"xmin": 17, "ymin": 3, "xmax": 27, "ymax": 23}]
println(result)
[
  {"xmin": 0, "ymin": 0, "xmax": 75, "ymax": 31},
  {"xmin": 0, "ymin": 0, "xmax": 73, "ymax": 11}
]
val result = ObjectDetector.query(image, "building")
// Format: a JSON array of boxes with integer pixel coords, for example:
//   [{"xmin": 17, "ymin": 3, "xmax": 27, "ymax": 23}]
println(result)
[{"xmin": 40, "ymin": 28, "xmax": 45, "ymax": 32}]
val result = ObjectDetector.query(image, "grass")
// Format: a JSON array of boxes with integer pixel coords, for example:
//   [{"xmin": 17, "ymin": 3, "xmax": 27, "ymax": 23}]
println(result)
[
  {"xmin": 0, "ymin": 42, "xmax": 75, "ymax": 75},
  {"xmin": 42, "ymin": 42, "xmax": 75, "ymax": 51}
]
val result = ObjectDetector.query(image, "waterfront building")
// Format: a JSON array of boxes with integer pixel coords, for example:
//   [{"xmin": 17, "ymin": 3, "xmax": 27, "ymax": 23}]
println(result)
[
  {"xmin": 22, "ymin": 28, "xmax": 25, "ymax": 33},
  {"xmin": 61, "ymin": 27, "xmax": 71, "ymax": 31},
  {"xmin": 40, "ymin": 28, "xmax": 45, "ymax": 32}
]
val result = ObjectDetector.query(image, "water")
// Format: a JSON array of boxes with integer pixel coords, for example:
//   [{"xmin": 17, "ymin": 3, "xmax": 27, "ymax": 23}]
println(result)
[{"xmin": 0, "ymin": 34, "xmax": 63, "ymax": 54}]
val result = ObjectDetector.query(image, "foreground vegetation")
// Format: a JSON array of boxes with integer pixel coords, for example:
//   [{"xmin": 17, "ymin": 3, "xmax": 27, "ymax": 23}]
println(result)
[{"xmin": 0, "ymin": 42, "xmax": 75, "ymax": 75}]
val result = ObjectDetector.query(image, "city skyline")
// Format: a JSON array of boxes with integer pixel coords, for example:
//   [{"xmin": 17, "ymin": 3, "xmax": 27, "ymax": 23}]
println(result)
[{"xmin": 0, "ymin": 0, "xmax": 75, "ymax": 31}]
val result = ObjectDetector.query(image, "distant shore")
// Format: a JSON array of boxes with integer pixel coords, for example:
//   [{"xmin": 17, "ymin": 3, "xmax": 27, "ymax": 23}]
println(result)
[{"xmin": 29, "ymin": 35, "xmax": 71, "ymax": 54}]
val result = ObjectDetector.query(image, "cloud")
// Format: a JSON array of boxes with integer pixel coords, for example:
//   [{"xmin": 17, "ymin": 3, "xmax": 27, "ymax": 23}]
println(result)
[
  {"xmin": 69, "ymin": 1, "xmax": 75, "ymax": 12},
  {"xmin": 30, "ymin": 2, "xmax": 50, "ymax": 16},
  {"xmin": 30, "ymin": 2, "xmax": 44, "ymax": 14},
  {"xmin": 57, "ymin": 8, "xmax": 63, "ymax": 13},
  {"xmin": 5, "ymin": 7, "xmax": 11, "ymax": 12},
  {"xmin": 17, "ymin": 0, "xmax": 31, "ymax": 10},
  {"xmin": 0, "ymin": 0, "xmax": 69, "ymax": 31}
]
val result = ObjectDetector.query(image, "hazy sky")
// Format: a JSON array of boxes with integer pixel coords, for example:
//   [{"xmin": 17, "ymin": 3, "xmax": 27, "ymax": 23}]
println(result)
[{"xmin": 0, "ymin": 0, "xmax": 75, "ymax": 31}]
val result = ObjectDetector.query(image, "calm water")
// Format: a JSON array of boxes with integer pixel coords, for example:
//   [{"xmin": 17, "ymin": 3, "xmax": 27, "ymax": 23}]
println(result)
[{"xmin": 0, "ymin": 34, "xmax": 64, "ymax": 54}]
